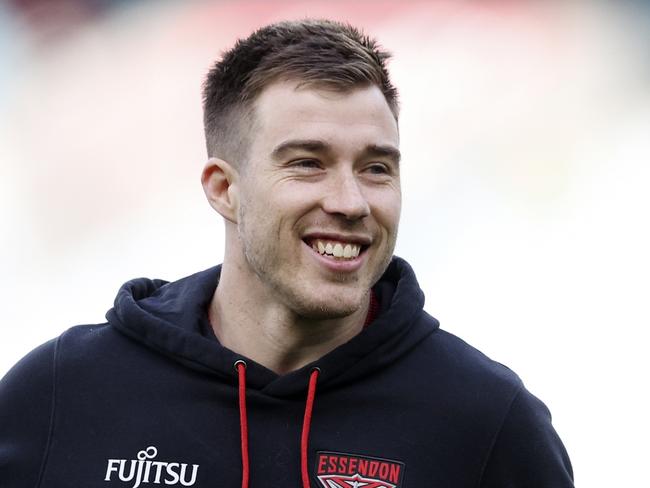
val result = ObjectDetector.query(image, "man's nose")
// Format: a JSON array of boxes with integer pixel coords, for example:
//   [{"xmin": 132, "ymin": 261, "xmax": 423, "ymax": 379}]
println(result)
[{"xmin": 321, "ymin": 170, "xmax": 371, "ymax": 221}]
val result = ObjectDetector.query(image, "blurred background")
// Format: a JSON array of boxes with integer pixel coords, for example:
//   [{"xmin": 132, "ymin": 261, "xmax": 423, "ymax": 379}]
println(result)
[{"xmin": 1, "ymin": 0, "xmax": 649, "ymax": 485}]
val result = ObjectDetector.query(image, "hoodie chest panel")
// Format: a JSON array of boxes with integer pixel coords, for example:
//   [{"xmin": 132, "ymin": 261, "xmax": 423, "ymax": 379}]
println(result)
[
  {"xmin": 301, "ymin": 388, "xmax": 490, "ymax": 487},
  {"xmin": 295, "ymin": 345, "xmax": 518, "ymax": 488},
  {"xmin": 40, "ymin": 345, "xmax": 311, "ymax": 487},
  {"xmin": 40, "ymin": 365, "xmax": 489, "ymax": 488}
]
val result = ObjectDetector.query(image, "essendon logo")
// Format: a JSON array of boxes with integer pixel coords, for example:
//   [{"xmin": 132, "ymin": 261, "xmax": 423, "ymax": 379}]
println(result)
[{"xmin": 315, "ymin": 451, "xmax": 405, "ymax": 488}]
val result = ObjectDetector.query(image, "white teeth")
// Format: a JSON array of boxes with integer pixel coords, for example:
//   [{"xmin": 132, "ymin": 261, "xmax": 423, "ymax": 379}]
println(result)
[
  {"xmin": 343, "ymin": 244, "xmax": 352, "ymax": 258},
  {"xmin": 333, "ymin": 243, "xmax": 343, "ymax": 257},
  {"xmin": 310, "ymin": 239, "xmax": 362, "ymax": 260}
]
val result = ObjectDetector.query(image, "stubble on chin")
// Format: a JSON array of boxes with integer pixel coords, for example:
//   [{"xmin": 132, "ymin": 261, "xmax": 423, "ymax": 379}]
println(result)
[
  {"xmin": 237, "ymin": 200, "xmax": 395, "ymax": 321},
  {"xmin": 243, "ymin": 246, "xmax": 368, "ymax": 320},
  {"xmin": 240, "ymin": 235, "xmax": 369, "ymax": 320},
  {"xmin": 286, "ymin": 285, "xmax": 369, "ymax": 321}
]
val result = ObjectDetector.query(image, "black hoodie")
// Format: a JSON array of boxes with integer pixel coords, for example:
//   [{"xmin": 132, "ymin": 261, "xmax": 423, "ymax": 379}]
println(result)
[{"xmin": 0, "ymin": 257, "xmax": 573, "ymax": 487}]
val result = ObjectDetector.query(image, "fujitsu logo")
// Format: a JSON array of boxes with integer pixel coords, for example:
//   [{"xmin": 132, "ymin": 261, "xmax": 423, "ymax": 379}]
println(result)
[{"xmin": 104, "ymin": 446, "xmax": 199, "ymax": 488}]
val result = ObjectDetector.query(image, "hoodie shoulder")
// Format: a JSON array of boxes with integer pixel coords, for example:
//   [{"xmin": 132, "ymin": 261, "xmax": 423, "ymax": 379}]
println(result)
[
  {"xmin": 479, "ymin": 386, "xmax": 574, "ymax": 487},
  {"xmin": 0, "ymin": 337, "xmax": 58, "ymax": 487},
  {"xmin": 405, "ymin": 323, "xmax": 573, "ymax": 485},
  {"xmin": 425, "ymin": 326, "xmax": 523, "ymax": 389},
  {"xmin": 398, "ymin": 320, "xmax": 526, "ymax": 431}
]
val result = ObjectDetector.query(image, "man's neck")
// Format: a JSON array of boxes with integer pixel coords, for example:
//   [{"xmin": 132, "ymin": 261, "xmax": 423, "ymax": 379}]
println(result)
[{"xmin": 208, "ymin": 262, "xmax": 370, "ymax": 375}]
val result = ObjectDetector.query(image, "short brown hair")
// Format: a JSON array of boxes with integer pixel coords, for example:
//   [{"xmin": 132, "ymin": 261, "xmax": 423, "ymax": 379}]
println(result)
[{"xmin": 202, "ymin": 19, "xmax": 399, "ymax": 165}]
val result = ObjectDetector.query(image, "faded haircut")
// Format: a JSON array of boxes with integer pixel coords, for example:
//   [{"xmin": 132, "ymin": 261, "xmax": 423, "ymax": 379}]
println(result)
[{"xmin": 202, "ymin": 19, "xmax": 399, "ymax": 166}]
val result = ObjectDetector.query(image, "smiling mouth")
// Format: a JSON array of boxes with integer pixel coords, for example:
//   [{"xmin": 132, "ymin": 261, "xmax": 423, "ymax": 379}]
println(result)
[{"xmin": 305, "ymin": 239, "xmax": 367, "ymax": 260}]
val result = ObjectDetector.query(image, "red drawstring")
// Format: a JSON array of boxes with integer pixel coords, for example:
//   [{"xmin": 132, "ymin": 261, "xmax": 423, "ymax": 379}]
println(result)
[
  {"xmin": 363, "ymin": 289, "xmax": 379, "ymax": 328},
  {"xmin": 235, "ymin": 360, "xmax": 249, "ymax": 488},
  {"xmin": 301, "ymin": 368, "xmax": 320, "ymax": 488},
  {"xmin": 232, "ymin": 292, "xmax": 374, "ymax": 486},
  {"xmin": 235, "ymin": 361, "xmax": 320, "ymax": 488}
]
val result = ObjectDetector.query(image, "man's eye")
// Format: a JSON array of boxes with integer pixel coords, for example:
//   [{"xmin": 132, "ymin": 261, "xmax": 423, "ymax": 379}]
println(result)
[
  {"xmin": 366, "ymin": 163, "xmax": 390, "ymax": 175},
  {"xmin": 291, "ymin": 159, "xmax": 321, "ymax": 169}
]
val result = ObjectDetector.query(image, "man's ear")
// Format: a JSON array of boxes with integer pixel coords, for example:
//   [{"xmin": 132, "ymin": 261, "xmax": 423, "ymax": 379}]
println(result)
[{"xmin": 201, "ymin": 157, "xmax": 239, "ymax": 223}]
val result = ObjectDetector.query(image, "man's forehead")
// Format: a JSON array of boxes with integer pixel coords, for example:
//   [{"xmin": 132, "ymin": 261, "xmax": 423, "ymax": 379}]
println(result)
[{"xmin": 251, "ymin": 80, "xmax": 399, "ymax": 148}]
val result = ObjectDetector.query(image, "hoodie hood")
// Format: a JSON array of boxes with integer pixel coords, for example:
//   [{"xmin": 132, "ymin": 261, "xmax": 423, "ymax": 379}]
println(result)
[{"xmin": 107, "ymin": 256, "xmax": 438, "ymax": 397}]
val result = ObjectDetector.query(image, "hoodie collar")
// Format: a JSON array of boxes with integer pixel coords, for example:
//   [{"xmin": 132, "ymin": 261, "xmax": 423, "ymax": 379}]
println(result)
[{"xmin": 107, "ymin": 256, "xmax": 438, "ymax": 397}]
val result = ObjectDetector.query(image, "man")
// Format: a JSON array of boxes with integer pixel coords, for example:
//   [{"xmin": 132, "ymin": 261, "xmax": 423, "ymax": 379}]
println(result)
[{"xmin": 0, "ymin": 20, "xmax": 573, "ymax": 488}]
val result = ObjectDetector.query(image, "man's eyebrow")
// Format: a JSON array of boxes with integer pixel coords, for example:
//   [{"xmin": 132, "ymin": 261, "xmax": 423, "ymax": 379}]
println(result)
[
  {"xmin": 271, "ymin": 139, "xmax": 401, "ymax": 164},
  {"xmin": 365, "ymin": 144, "xmax": 401, "ymax": 164},
  {"xmin": 271, "ymin": 139, "xmax": 331, "ymax": 159}
]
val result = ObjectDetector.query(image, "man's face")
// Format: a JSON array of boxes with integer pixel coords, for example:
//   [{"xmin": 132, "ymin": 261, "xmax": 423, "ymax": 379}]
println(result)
[{"xmin": 235, "ymin": 80, "xmax": 401, "ymax": 319}]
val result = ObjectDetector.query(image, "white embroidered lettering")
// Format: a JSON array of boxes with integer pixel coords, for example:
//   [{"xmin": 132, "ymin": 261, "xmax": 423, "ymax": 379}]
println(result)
[
  {"xmin": 152, "ymin": 461, "xmax": 166, "ymax": 484},
  {"xmin": 118, "ymin": 460, "xmax": 137, "ymax": 482},
  {"xmin": 164, "ymin": 463, "xmax": 180, "ymax": 485},
  {"xmin": 104, "ymin": 447, "xmax": 199, "ymax": 487},
  {"xmin": 179, "ymin": 464, "xmax": 199, "ymax": 486},
  {"xmin": 105, "ymin": 459, "xmax": 122, "ymax": 481}
]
